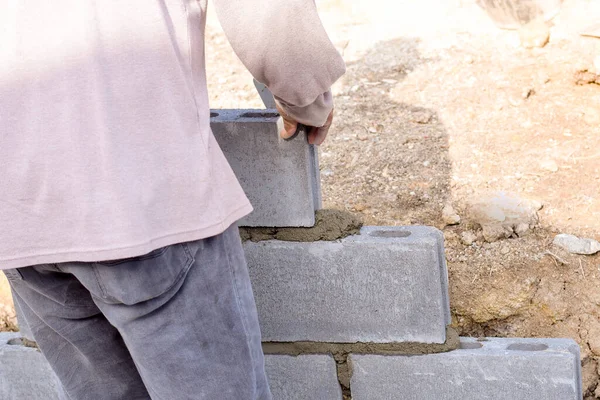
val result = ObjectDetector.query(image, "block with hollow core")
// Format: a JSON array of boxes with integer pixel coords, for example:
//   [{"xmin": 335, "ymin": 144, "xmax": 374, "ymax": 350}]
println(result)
[
  {"xmin": 210, "ymin": 109, "xmax": 321, "ymax": 227},
  {"xmin": 245, "ymin": 226, "xmax": 451, "ymax": 343},
  {"xmin": 350, "ymin": 337, "xmax": 582, "ymax": 400}
]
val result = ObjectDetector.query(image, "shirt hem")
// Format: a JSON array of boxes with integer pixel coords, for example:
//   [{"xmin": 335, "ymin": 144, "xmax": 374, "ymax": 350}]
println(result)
[{"xmin": 0, "ymin": 202, "xmax": 254, "ymax": 270}]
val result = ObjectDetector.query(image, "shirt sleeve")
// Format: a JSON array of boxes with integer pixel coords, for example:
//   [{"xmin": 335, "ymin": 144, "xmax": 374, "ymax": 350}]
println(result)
[{"xmin": 212, "ymin": 0, "xmax": 346, "ymax": 127}]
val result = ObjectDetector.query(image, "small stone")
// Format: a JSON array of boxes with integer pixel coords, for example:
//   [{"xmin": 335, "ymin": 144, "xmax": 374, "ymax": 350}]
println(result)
[
  {"xmin": 519, "ymin": 19, "xmax": 550, "ymax": 49},
  {"xmin": 553, "ymin": 234, "xmax": 600, "ymax": 255},
  {"xmin": 500, "ymin": 245, "xmax": 511, "ymax": 255},
  {"xmin": 574, "ymin": 69, "xmax": 600, "ymax": 86},
  {"xmin": 353, "ymin": 203, "xmax": 368, "ymax": 212},
  {"xmin": 540, "ymin": 159, "xmax": 559, "ymax": 172},
  {"xmin": 410, "ymin": 110, "xmax": 433, "ymax": 124},
  {"xmin": 515, "ymin": 223, "xmax": 530, "ymax": 237},
  {"xmin": 460, "ymin": 231, "xmax": 477, "ymax": 246},
  {"xmin": 465, "ymin": 55, "xmax": 474, "ymax": 64},
  {"xmin": 423, "ymin": 160, "xmax": 431, "ymax": 167},
  {"xmin": 522, "ymin": 88, "xmax": 535, "ymax": 99},
  {"xmin": 476, "ymin": 230, "xmax": 486, "ymax": 242},
  {"xmin": 442, "ymin": 205, "xmax": 461, "ymax": 226},
  {"xmin": 482, "ymin": 224, "xmax": 512, "ymax": 243}
]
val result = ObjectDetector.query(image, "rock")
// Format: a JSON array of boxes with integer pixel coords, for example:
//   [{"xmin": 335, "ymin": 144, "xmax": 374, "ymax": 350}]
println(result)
[
  {"xmin": 586, "ymin": 320, "xmax": 600, "ymax": 357},
  {"xmin": 582, "ymin": 358, "xmax": 599, "ymax": 396},
  {"xmin": 442, "ymin": 205, "xmax": 461, "ymax": 226},
  {"xmin": 540, "ymin": 159, "xmax": 558, "ymax": 172},
  {"xmin": 410, "ymin": 110, "xmax": 433, "ymax": 124},
  {"xmin": 482, "ymin": 224, "xmax": 512, "ymax": 243},
  {"xmin": 353, "ymin": 203, "xmax": 368, "ymax": 212},
  {"xmin": 476, "ymin": 230, "xmax": 486, "ymax": 243},
  {"xmin": 462, "ymin": 278, "xmax": 538, "ymax": 323},
  {"xmin": 574, "ymin": 69, "xmax": 600, "ymax": 86},
  {"xmin": 500, "ymin": 245, "xmax": 511, "ymax": 255},
  {"xmin": 553, "ymin": 234, "xmax": 600, "ymax": 255},
  {"xmin": 519, "ymin": 19, "xmax": 550, "ymax": 49},
  {"xmin": 460, "ymin": 231, "xmax": 478, "ymax": 246},
  {"xmin": 522, "ymin": 88, "xmax": 535, "ymax": 99},
  {"xmin": 467, "ymin": 192, "xmax": 540, "ymax": 242},
  {"xmin": 514, "ymin": 223, "xmax": 531, "ymax": 237}
]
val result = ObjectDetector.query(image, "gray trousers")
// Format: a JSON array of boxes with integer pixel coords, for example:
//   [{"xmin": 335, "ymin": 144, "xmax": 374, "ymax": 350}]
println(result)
[{"xmin": 4, "ymin": 224, "xmax": 272, "ymax": 400}]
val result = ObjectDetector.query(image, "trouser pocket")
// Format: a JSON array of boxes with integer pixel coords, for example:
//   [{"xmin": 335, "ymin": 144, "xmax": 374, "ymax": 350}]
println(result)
[{"xmin": 89, "ymin": 242, "xmax": 195, "ymax": 305}]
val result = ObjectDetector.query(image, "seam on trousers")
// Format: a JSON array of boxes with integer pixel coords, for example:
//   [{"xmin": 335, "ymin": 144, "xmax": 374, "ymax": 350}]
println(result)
[
  {"xmin": 222, "ymin": 233, "xmax": 258, "ymax": 399},
  {"xmin": 91, "ymin": 265, "xmax": 108, "ymax": 300}
]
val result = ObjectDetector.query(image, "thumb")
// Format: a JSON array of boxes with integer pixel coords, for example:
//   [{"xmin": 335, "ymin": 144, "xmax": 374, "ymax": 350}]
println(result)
[
  {"xmin": 275, "ymin": 100, "xmax": 298, "ymax": 139},
  {"xmin": 278, "ymin": 117, "xmax": 298, "ymax": 140}
]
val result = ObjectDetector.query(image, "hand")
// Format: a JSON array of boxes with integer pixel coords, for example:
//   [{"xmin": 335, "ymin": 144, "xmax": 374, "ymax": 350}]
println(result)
[{"xmin": 276, "ymin": 103, "xmax": 334, "ymax": 146}]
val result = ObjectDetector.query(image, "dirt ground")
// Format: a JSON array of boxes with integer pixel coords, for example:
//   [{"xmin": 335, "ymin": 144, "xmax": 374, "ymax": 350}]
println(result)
[{"xmin": 3, "ymin": 0, "xmax": 600, "ymax": 396}]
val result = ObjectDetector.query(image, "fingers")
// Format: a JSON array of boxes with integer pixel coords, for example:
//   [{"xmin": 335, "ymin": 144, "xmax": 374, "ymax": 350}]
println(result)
[
  {"xmin": 275, "ymin": 102, "xmax": 298, "ymax": 139},
  {"xmin": 308, "ymin": 109, "xmax": 334, "ymax": 146},
  {"xmin": 280, "ymin": 118, "xmax": 298, "ymax": 140},
  {"xmin": 276, "ymin": 103, "xmax": 335, "ymax": 145}
]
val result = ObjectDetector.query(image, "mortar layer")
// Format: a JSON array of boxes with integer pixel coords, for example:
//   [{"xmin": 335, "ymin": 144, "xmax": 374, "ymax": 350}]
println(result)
[
  {"xmin": 239, "ymin": 209, "xmax": 363, "ymax": 242},
  {"xmin": 261, "ymin": 326, "xmax": 459, "ymax": 357}
]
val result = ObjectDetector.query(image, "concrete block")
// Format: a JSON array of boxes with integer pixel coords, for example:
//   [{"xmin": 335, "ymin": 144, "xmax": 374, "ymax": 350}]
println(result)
[
  {"xmin": 350, "ymin": 337, "xmax": 582, "ymax": 400},
  {"xmin": 265, "ymin": 355, "xmax": 342, "ymax": 400},
  {"xmin": 210, "ymin": 109, "xmax": 320, "ymax": 227},
  {"xmin": 0, "ymin": 332, "xmax": 64, "ymax": 400},
  {"xmin": 245, "ymin": 226, "xmax": 450, "ymax": 343}
]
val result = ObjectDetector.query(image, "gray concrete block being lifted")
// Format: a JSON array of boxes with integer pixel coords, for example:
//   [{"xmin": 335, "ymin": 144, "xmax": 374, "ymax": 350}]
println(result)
[
  {"xmin": 211, "ymin": 109, "xmax": 321, "ymax": 227},
  {"xmin": 245, "ymin": 226, "xmax": 450, "ymax": 343},
  {"xmin": 350, "ymin": 337, "xmax": 583, "ymax": 400},
  {"xmin": 265, "ymin": 355, "xmax": 342, "ymax": 400},
  {"xmin": 0, "ymin": 332, "xmax": 64, "ymax": 400}
]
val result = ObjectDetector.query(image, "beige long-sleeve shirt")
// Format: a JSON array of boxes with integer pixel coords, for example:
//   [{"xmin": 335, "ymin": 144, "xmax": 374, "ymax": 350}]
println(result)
[{"xmin": 0, "ymin": 0, "xmax": 345, "ymax": 269}]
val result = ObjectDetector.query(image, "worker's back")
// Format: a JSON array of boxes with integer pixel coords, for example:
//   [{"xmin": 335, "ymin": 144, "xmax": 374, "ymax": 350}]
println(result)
[{"xmin": 0, "ymin": 0, "xmax": 345, "ymax": 269}]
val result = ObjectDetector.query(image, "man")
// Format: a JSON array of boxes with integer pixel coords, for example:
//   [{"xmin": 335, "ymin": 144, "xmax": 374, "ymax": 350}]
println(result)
[{"xmin": 0, "ymin": 1, "xmax": 345, "ymax": 399}]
